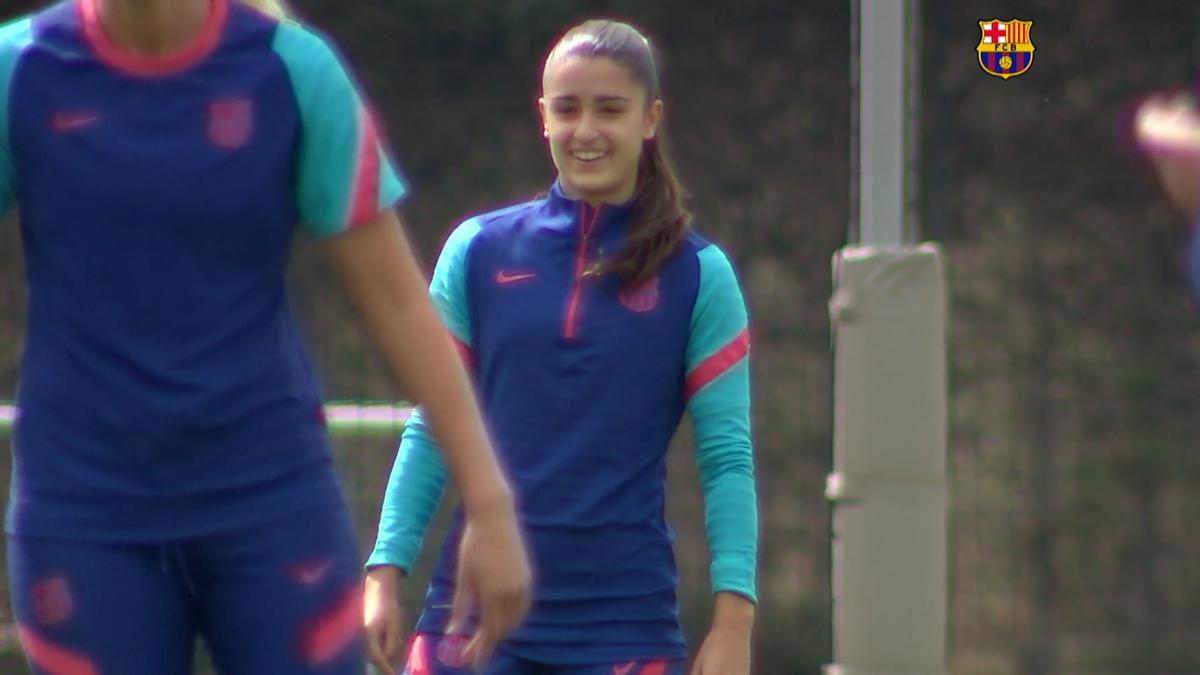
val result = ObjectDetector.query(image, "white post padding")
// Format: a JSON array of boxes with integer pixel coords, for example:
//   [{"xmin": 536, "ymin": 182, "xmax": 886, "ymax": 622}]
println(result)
[{"xmin": 824, "ymin": 243, "xmax": 948, "ymax": 675}]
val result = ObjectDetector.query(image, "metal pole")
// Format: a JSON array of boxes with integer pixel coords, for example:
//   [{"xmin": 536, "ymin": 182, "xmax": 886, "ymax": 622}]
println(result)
[{"xmin": 857, "ymin": 0, "xmax": 909, "ymax": 246}]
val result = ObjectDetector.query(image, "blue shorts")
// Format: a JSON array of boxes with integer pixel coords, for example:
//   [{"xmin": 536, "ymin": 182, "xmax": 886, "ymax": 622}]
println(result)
[
  {"xmin": 401, "ymin": 633, "xmax": 685, "ymax": 675},
  {"xmin": 8, "ymin": 503, "xmax": 365, "ymax": 675}
]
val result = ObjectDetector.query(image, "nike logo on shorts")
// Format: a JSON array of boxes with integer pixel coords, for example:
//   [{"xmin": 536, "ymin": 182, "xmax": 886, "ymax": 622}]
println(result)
[{"xmin": 52, "ymin": 111, "xmax": 100, "ymax": 133}]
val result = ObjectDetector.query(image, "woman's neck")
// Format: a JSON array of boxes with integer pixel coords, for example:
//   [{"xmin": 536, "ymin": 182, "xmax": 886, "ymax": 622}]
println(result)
[{"xmin": 96, "ymin": 0, "xmax": 211, "ymax": 57}]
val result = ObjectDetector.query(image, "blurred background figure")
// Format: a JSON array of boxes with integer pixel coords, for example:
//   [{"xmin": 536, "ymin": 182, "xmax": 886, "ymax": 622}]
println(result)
[{"xmin": 1135, "ymin": 94, "xmax": 1200, "ymax": 302}]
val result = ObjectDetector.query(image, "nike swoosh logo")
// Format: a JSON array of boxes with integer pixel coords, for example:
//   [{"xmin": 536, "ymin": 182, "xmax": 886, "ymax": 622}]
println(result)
[
  {"xmin": 613, "ymin": 663, "xmax": 636, "ymax": 675},
  {"xmin": 52, "ymin": 112, "xmax": 100, "ymax": 133},
  {"xmin": 495, "ymin": 270, "xmax": 536, "ymax": 284},
  {"xmin": 294, "ymin": 559, "xmax": 335, "ymax": 586}
]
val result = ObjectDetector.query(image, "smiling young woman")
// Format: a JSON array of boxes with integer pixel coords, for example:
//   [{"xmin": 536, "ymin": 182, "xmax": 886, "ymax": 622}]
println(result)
[{"xmin": 364, "ymin": 18, "xmax": 759, "ymax": 675}]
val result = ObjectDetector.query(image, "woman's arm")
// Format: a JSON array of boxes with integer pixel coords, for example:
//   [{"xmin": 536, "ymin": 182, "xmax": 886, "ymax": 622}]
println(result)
[
  {"xmin": 362, "ymin": 406, "xmax": 447, "ymax": 672},
  {"xmin": 684, "ymin": 243, "xmax": 758, "ymax": 675},
  {"xmin": 323, "ymin": 212, "xmax": 509, "ymax": 509},
  {"xmin": 323, "ymin": 210, "xmax": 529, "ymax": 668}
]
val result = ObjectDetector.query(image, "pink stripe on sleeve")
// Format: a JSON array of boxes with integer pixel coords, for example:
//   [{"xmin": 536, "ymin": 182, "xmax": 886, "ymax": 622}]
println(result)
[
  {"xmin": 684, "ymin": 328, "xmax": 750, "ymax": 400},
  {"xmin": 453, "ymin": 335, "xmax": 475, "ymax": 372},
  {"xmin": 347, "ymin": 106, "xmax": 382, "ymax": 228}
]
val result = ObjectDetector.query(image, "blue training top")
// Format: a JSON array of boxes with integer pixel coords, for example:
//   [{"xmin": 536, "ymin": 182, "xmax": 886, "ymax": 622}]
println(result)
[
  {"xmin": 0, "ymin": 0, "xmax": 405, "ymax": 540},
  {"xmin": 367, "ymin": 182, "xmax": 758, "ymax": 665}
]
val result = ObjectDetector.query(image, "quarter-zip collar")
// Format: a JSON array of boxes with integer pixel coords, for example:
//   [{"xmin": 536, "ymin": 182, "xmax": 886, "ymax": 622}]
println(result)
[
  {"xmin": 543, "ymin": 180, "xmax": 637, "ymax": 241},
  {"xmin": 546, "ymin": 181, "xmax": 639, "ymax": 340}
]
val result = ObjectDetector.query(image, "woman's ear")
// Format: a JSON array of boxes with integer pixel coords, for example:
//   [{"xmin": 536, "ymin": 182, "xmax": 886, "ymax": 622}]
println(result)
[{"xmin": 644, "ymin": 99, "xmax": 664, "ymax": 140}]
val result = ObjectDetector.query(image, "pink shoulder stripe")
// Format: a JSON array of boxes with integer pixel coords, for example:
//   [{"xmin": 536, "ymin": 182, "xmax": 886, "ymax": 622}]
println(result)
[
  {"xmin": 346, "ymin": 106, "xmax": 382, "ymax": 227},
  {"xmin": 453, "ymin": 335, "xmax": 475, "ymax": 372}
]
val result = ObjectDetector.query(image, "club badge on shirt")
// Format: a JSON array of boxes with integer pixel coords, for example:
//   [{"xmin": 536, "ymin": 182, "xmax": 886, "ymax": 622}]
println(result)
[
  {"xmin": 208, "ymin": 99, "xmax": 254, "ymax": 149},
  {"xmin": 619, "ymin": 276, "xmax": 660, "ymax": 313}
]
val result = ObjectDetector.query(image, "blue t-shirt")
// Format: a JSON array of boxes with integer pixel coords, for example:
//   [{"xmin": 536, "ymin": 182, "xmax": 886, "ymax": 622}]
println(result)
[
  {"xmin": 0, "ymin": 0, "xmax": 406, "ymax": 540},
  {"xmin": 368, "ymin": 183, "xmax": 758, "ymax": 665}
]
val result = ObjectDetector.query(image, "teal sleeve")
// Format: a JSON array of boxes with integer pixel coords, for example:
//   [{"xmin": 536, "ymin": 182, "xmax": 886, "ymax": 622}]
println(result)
[
  {"xmin": 271, "ymin": 21, "xmax": 407, "ymax": 237},
  {"xmin": 685, "ymin": 244, "xmax": 758, "ymax": 602},
  {"xmin": 0, "ymin": 17, "xmax": 33, "ymax": 220},
  {"xmin": 366, "ymin": 219, "xmax": 481, "ymax": 570},
  {"xmin": 428, "ymin": 218, "xmax": 481, "ymax": 344},
  {"xmin": 366, "ymin": 407, "xmax": 449, "ymax": 571}
]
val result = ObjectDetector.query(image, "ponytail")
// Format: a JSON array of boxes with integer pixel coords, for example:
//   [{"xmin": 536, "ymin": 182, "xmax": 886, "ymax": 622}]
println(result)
[{"xmin": 605, "ymin": 131, "xmax": 690, "ymax": 289}]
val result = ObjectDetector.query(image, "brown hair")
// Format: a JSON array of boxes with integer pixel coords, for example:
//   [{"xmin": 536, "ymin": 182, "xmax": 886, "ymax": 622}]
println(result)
[
  {"xmin": 544, "ymin": 19, "xmax": 690, "ymax": 289},
  {"xmin": 240, "ymin": 0, "xmax": 289, "ymax": 18}
]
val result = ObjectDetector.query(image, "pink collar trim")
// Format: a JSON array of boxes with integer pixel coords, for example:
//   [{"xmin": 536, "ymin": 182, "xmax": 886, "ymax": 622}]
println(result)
[{"xmin": 79, "ymin": 0, "xmax": 228, "ymax": 77}]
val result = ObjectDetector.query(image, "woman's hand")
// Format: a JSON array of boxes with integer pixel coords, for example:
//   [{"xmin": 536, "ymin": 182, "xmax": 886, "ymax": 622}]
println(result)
[
  {"xmin": 363, "ymin": 565, "xmax": 406, "ymax": 674},
  {"xmin": 689, "ymin": 592, "xmax": 754, "ymax": 675},
  {"xmin": 325, "ymin": 210, "xmax": 533, "ymax": 668},
  {"xmin": 449, "ymin": 494, "xmax": 533, "ymax": 669}
]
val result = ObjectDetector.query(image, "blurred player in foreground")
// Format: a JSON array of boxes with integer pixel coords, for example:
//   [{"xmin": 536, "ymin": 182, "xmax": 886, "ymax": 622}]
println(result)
[{"xmin": 0, "ymin": 0, "xmax": 528, "ymax": 672}]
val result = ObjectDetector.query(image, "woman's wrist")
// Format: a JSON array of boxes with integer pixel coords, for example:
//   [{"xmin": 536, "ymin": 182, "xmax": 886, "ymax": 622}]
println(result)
[
  {"xmin": 365, "ymin": 564, "xmax": 407, "ymax": 589},
  {"xmin": 711, "ymin": 591, "xmax": 755, "ymax": 635},
  {"xmin": 457, "ymin": 464, "xmax": 516, "ymax": 519},
  {"xmin": 462, "ymin": 483, "xmax": 517, "ymax": 522}
]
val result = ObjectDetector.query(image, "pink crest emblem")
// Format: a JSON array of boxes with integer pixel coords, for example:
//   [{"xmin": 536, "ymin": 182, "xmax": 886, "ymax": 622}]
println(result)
[
  {"xmin": 207, "ymin": 99, "xmax": 253, "ymax": 149},
  {"xmin": 618, "ymin": 276, "xmax": 660, "ymax": 313}
]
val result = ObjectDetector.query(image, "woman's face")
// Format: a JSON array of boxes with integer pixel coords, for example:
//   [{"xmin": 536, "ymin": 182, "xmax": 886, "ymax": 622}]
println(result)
[{"xmin": 539, "ymin": 55, "xmax": 662, "ymax": 205}]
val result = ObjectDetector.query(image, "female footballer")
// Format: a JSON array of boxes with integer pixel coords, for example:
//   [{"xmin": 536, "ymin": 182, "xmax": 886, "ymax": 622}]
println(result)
[{"xmin": 364, "ymin": 19, "xmax": 758, "ymax": 675}]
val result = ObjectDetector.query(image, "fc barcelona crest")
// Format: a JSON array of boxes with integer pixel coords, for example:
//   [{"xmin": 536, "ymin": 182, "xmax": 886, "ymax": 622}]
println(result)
[
  {"xmin": 207, "ymin": 99, "xmax": 253, "ymax": 149},
  {"xmin": 977, "ymin": 19, "xmax": 1034, "ymax": 80},
  {"xmin": 619, "ymin": 276, "xmax": 660, "ymax": 313}
]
